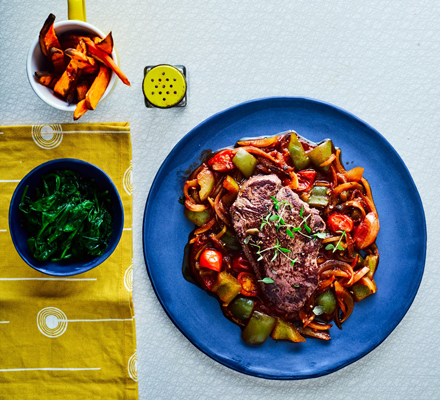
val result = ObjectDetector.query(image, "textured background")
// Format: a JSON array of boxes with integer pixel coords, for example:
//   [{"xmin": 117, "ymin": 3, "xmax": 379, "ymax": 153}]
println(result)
[{"xmin": 1, "ymin": 0, "xmax": 439, "ymax": 398}]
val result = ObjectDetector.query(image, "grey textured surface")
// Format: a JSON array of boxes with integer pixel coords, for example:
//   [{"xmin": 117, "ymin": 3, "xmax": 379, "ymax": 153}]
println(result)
[{"xmin": 1, "ymin": 0, "xmax": 439, "ymax": 399}]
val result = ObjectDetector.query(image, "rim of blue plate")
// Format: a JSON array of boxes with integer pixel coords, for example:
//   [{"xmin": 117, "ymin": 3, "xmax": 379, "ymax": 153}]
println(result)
[
  {"xmin": 143, "ymin": 96, "xmax": 427, "ymax": 379},
  {"xmin": 9, "ymin": 158, "xmax": 124, "ymax": 277}
]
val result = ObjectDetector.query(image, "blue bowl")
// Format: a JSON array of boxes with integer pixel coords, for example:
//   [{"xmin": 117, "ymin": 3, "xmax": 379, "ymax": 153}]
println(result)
[{"xmin": 9, "ymin": 159, "xmax": 124, "ymax": 276}]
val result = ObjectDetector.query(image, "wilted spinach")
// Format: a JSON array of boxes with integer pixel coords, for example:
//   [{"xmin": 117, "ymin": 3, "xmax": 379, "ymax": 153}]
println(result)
[{"xmin": 19, "ymin": 170, "xmax": 113, "ymax": 262}]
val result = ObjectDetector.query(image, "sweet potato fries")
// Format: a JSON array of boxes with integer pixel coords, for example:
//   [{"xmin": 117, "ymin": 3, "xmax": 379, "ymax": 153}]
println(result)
[{"xmin": 36, "ymin": 13, "xmax": 130, "ymax": 120}]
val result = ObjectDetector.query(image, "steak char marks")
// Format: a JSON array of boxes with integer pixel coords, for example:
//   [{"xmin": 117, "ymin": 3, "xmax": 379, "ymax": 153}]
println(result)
[{"xmin": 230, "ymin": 175, "xmax": 325, "ymax": 313}]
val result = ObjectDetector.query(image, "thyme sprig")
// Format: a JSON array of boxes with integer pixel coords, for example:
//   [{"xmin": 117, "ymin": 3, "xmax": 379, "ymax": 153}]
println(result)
[
  {"xmin": 325, "ymin": 230, "xmax": 346, "ymax": 253},
  {"xmin": 251, "ymin": 239, "xmax": 298, "ymax": 266}
]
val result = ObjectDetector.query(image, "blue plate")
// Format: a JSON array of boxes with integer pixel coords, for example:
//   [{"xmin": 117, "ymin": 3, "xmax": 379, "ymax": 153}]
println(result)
[{"xmin": 143, "ymin": 97, "xmax": 426, "ymax": 379}]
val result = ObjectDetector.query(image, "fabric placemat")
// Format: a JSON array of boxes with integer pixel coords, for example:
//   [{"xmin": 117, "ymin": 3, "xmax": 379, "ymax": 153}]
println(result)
[{"xmin": 0, "ymin": 122, "xmax": 137, "ymax": 399}]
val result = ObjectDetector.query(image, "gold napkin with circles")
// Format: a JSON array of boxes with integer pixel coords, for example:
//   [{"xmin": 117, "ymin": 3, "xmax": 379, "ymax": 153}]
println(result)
[{"xmin": 0, "ymin": 122, "xmax": 137, "ymax": 399}]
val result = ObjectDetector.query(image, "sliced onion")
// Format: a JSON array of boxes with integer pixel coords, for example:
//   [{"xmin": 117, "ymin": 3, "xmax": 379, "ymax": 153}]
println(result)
[
  {"xmin": 334, "ymin": 281, "xmax": 354, "ymax": 323},
  {"xmin": 334, "ymin": 149, "xmax": 346, "ymax": 174},
  {"xmin": 233, "ymin": 146, "xmax": 279, "ymax": 163},
  {"xmin": 360, "ymin": 276, "xmax": 377, "ymax": 293},
  {"xmin": 194, "ymin": 217, "xmax": 217, "ymax": 235},
  {"xmin": 350, "ymin": 266, "xmax": 371, "ymax": 286},
  {"xmin": 183, "ymin": 179, "xmax": 199, "ymax": 202},
  {"xmin": 237, "ymin": 136, "xmax": 279, "ymax": 147},
  {"xmin": 345, "ymin": 167, "xmax": 364, "ymax": 182},
  {"xmin": 307, "ymin": 321, "xmax": 333, "ymax": 331},
  {"xmin": 341, "ymin": 200, "xmax": 367, "ymax": 218},
  {"xmin": 208, "ymin": 191, "xmax": 232, "ymax": 227},
  {"xmin": 332, "ymin": 182, "xmax": 364, "ymax": 196},
  {"xmin": 184, "ymin": 199, "xmax": 207, "ymax": 212},
  {"xmin": 330, "ymin": 164, "xmax": 338, "ymax": 188},
  {"xmin": 319, "ymin": 153, "xmax": 336, "ymax": 168}
]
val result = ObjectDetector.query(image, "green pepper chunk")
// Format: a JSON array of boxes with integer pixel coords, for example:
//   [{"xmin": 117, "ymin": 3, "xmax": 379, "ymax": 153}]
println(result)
[
  {"xmin": 212, "ymin": 271, "xmax": 242, "ymax": 305},
  {"xmin": 308, "ymin": 196, "xmax": 329, "ymax": 208},
  {"xmin": 315, "ymin": 289, "xmax": 337, "ymax": 315},
  {"xmin": 288, "ymin": 133, "xmax": 310, "ymax": 170},
  {"xmin": 229, "ymin": 296, "xmax": 255, "ymax": 320},
  {"xmin": 308, "ymin": 185, "xmax": 329, "ymax": 208},
  {"xmin": 232, "ymin": 148, "xmax": 257, "ymax": 178},
  {"xmin": 241, "ymin": 311, "xmax": 276, "ymax": 345},
  {"xmin": 220, "ymin": 228, "xmax": 241, "ymax": 251},
  {"xmin": 184, "ymin": 208, "xmax": 211, "ymax": 227},
  {"xmin": 365, "ymin": 254, "xmax": 379, "ymax": 279},
  {"xmin": 311, "ymin": 186, "xmax": 328, "ymax": 196},
  {"xmin": 307, "ymin": 139, "xmax": 333, "ymax": 172},
  {"xmin": 351, "ymin": 283, "xmax": 372, "ymax": 302},
  {"xmin": 271, "ymin": 318, "xmax": 305, "ymax": 342}
]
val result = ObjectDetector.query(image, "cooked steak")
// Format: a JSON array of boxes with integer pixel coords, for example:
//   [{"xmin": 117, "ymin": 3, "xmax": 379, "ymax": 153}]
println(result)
[{"xmin": 230, "ymin": 174, "xmax": 325, "ymax": 313}]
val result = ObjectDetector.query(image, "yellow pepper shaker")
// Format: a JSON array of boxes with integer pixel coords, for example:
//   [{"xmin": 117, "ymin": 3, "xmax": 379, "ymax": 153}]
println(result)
[{"xmin": 143, "ymin": 65, "xmax": 187, "ymax": 108}]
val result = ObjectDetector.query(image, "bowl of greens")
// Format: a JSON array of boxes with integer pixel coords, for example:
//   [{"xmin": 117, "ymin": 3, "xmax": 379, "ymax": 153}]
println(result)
[{"xmin": 9, "ymin": 159, "xmax": 124, "ymax": 276}]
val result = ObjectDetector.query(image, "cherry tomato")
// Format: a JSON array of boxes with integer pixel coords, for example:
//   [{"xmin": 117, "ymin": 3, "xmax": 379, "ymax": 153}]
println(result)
[
  {"xmin": 200, "ymin": 249, "xmax": 222, "ymax": 272},
  {"xmin": 232, "ymin": 253, "xmax": 252, "ymax": 273},
  {"xmin": 327, "ymin": 213, "xmax": 354, "ymax": 233},
  {"xmin": 296, "ymin": 170, "xmax": 316, "ymax": 192},
  {"xmin": 207, "ymin": 150, "xmax": 235, "ymax": 172},
  {"xmin": 352, "ymin": 212, "xmax": 380, "ymax": 249},
  {"xmin": 237, "ymin": 272, "xmax": 260, "ymax": 296}
]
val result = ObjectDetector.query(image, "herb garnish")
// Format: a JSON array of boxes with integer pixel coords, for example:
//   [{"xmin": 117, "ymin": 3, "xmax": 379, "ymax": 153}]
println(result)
[
  {"xmin": 325, "ymin": 230, "xmax": 346, "ymax": 253},
  {"xmin": 259, "ymin": 277, "xmax": 275, "ymax": 284},
  {"xmin": 19, "ymin": 170, "xmax": 113, "ymax": 262},
  {"xmin": 251, "ymin": 239, "xmax": 298, "ymax": 266}
]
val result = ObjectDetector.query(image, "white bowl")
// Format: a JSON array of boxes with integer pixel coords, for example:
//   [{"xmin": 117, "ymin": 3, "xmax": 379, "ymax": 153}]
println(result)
[{"xmin": 26, "ymin": 20, "xmax": 118, "ymax": 111}]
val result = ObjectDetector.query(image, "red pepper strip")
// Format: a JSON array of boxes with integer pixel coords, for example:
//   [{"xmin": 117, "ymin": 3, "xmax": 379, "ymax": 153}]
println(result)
[
  {"xmin": 236, "ymin": 136, "xmax": 279, "ymax": 147},
  {"xmin": 237, "ymin": 272, "xmax": 260, "ymax": 296},
  {"xmin": 307, "ymin": 321, "xmax": 333, "ymax": 331},
  {"xmin": 200, "ymin": 249, "xmax": 222, "ymax": 272},
  {"xmin": 334, "ymin": 281, "xmax": 354, "ymax": 323},
  {"xmin": 208, "ymin": 150, "xmax": 235, "ymax": 172},
  {"xmin": 296, "ymin": 170, "xmax": 316, "ymax": 192}
]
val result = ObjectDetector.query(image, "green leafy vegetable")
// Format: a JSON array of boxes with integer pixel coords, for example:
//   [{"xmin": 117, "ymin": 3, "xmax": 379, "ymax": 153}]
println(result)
[
  {"xmin": 19, "ymin": 169, "xmax": 113, "ymax": 262},
  {"xmin": 258, "ymin": 277, "xmax": 275, "ymax": 284}
]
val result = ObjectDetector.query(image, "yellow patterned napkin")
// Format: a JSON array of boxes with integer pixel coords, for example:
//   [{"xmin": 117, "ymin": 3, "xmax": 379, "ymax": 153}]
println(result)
[{"xmin": 0, "ymin": 122, "xmax": 137, "ymax": 399}]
